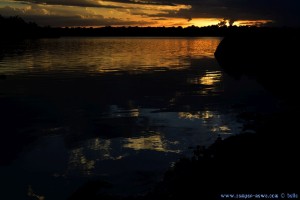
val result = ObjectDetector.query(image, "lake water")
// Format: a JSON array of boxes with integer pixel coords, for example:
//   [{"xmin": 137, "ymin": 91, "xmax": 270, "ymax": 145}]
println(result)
[{"xmin": 0, "ymin": 37, "xmax": 277, "ymax": 199}]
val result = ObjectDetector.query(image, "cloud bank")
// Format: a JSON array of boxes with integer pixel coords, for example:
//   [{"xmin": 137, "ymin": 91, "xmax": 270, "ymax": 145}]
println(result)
[{"xmin": 0, "ymin": 0, "xmax": 299, "ymax": 27}]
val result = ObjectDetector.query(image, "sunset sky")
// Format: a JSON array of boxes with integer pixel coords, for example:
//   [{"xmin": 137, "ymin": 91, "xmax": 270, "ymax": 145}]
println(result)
[{"xmin": 0, "ymin": 0, "xmax": 300, "ymax": 27}]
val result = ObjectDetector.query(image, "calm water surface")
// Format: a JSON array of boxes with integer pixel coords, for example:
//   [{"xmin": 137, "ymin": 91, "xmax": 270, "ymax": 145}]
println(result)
[{"xmin": 0, "ymin": 37, "xmax": 277, "ymax": 199}]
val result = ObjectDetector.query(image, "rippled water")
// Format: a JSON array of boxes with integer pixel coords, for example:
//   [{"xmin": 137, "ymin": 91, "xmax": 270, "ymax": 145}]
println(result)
[
  {"xmin": 0, "ymin": 37, "xmax": 277, "ymax": 200},
  {"xmin": 0, "ymin": 37, "xmax": 219, "ymax": 75}
]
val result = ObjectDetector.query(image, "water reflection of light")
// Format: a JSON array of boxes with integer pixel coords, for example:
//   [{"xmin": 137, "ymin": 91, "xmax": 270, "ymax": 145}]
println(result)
[
  {"xmin": 108, "ymin": 105, "xmax": 140, "ymax": 118},
  {"xmin": 188, "ymin": 71, "xmax": 222, "ymax": 86},
  {"xmin": 129, "ymin": 109, "xmax": 140, "ymax": 117},
  {"xmin": 211, "ymin": 125, "xmax": 231, "ymax": 134},
  {"xmin": 178, "ymin": 112, "xmax": 201, "ymax": 119},
  {"xmin": 0, "ymin": 38, "xmax": 222, "ymax": 77},
  {"xmin": 188, "ymin": 71, "xmax": 222, "ymax": 96},
  {"xmin": 124, "ymin": 135, "xmax": 165, "ymax": 151},
  {"xmin": 201, "ymin": 110, "xmax": 215, "ymax": 119},
  {"xmin": 68, "ymin": 148, "xmax": 95, "ymax": 175},
  {"xmin": 91, "ymin": 38, "xmax": 221, "ymax": 73},
  {"xmin": 123, "ymin": 135, "xmax": 180, "ymax": 153},
  {"xmin": 67, "ymin": 137, "xmax": 129, "ymax": 175},
  {"xmin": 27, "ymin": 185, "xmax": 45, "ymax": 200},
  {"xmin": 200, "ymin": 71, "xmax": 222, "ymax": 86},
  {"xmin": 178, "ymin": 110, "xmax": 233, "ymax": 135},
  {"xmin": 178, "ymin": 110, "xmax": 214, "ymax": 120},
  {"xmin": 88, "ymin": 138, "xmax": 111, "ymax": 158}
]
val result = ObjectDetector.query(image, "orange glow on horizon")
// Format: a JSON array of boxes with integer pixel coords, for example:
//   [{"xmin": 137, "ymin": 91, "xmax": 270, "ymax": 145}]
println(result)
[
  {"xmin": 73, "ymin": 18, "xmax": 273, "ymax": 28},
  {"xmin": 188, "ymin": 18, "xmax": 224, "ymax": 27}
]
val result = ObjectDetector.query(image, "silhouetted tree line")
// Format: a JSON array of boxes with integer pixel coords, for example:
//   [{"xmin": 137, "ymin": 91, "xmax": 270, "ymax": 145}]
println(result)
[
  {"xmin": 1, "ymin": 15, "xmax": 39, "ymax": 39},
  {"xmin": 45, "ymin": 25, "xmax": 300, "ymax": 37},
  {"xmin": 58, "ymin": 25, "xmax": 226, "ymax": 37},
  {"xmin": 0, "ymin": 15, "xmax": 59, "ymax": 39},
  {"xmin": 1, "ymin": 15, "xmax": 300, "ymax": 39}
]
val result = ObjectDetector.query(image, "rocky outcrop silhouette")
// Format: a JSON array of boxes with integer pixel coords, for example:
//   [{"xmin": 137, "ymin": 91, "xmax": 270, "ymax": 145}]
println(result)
[{"xmin": 215, "ymin": 29, "xmax": 300, "ymax": 103}]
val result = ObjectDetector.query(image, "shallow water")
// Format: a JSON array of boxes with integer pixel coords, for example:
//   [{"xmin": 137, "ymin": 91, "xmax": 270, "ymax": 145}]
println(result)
[{"xmin": 0, "ymin": 37, "xmax": 277, "ymax": 199}]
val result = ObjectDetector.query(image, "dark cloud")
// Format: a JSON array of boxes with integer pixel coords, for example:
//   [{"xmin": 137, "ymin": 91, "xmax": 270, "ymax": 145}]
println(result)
[
  {"xmin": 102, "ymin": 0, "xmax": 176, "ymax": 6},
  {"xmin": 153, "ymin": 0, "xmax": 300, "ymax": 26},
  {"xmin": 0, "ymin": 6, "xmax": 20, "ymax": 16},
  {"xmin": 24, "ymin": 15, "xmax": 154, "ymax": 27},
  {"xmin": 152, "ymin": 17, "xmax": 167, "ymax": 20},
  {"xmin": 13, "ymin": 0, "xmax": 122, "ymax": 8},
  {"xmin": 13, "ymin": 0, "xmax": 176, "ymax": 8},
  {"xmin": 0, "ymin": 5, "xmax": 154, "ymax": 27},
  {"xmin": 118, "ymin": 0, "xmax": 300, "ymax": 26},
  {"xmin": 0, "ymin": 5, "xmax": 50, "ymax": 16}
]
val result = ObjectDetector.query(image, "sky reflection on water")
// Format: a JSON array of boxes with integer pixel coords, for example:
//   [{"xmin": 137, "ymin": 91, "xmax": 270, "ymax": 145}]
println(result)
[{"xmin": 0, "ymin": 37, "xmax": 277, "ymax": 199}]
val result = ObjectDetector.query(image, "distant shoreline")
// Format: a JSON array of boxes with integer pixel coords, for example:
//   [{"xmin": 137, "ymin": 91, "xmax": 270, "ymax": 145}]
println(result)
[{"xmin": 1, "ymin": 15, "xmax": 300, "ymax": 39}]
